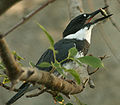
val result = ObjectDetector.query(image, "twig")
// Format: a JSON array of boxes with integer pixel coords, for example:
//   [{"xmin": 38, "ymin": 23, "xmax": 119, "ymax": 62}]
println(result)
[
  {"xmin": 73, "ymin": 95, "xmax": 85, "ymax": 105},
  {"xmin": 89, "ymin": 55, "xmax": 109, "ymax": 75},
  {"xmin": 99, "ymin": 55, "xmax": 109, "ymax": 60},
  {"xmin": 98, "ymin": 24, "xmax": 119, "ymax": 62},
  {"xmin": 104, "ymin": 0, "xmax": 120, "ymax": 32},
  {"xmin": 87, "ymin": 55, "xmax": 109, "ymax": 88},
  {"xmin": 2, "ymin": 0, "xmax": 56, "ymax": 38},
  {"xmin": 0, "ymin": 82, "xmax": 19, "ymax": 92},
  {"xmin": 89, "ymin": 67, "xmax": 99, "ymax": 75}
]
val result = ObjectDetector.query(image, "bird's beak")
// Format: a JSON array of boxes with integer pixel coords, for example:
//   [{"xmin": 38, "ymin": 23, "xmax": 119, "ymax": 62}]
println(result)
[
  {"xmin": 86, "ymin": 6, "xmax": 113, "ymax": 24},
  {"xmin": 92, "ymin": 14, "xmax": 112, "ymax": 24}
]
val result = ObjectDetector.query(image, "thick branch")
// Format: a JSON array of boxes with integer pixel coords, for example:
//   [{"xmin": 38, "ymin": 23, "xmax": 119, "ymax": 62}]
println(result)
[
  {"xmin": 0, "ymin": 38, "xmax": 22, "ymax": 81},
  {"xmin": 20, "ymin": 67, "xmax": 84, "ymax": 95},
  {"xmin": 0, "ymin": 0, "xmax": 21, "ymax": 16}
]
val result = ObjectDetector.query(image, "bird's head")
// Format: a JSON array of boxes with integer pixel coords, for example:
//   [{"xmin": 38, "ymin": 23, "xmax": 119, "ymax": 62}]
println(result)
[{"xmin": 63, "ymin": 6, "xmax": 112, "ymax": 38}]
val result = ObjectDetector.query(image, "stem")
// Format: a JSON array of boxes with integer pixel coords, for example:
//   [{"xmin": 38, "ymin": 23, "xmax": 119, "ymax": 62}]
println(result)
[{"xmin": 73, "ymin": 95, "xmax": 85, "ymax": 105}]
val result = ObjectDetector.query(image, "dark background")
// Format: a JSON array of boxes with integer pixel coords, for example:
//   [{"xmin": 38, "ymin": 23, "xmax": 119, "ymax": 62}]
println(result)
[{"xmin": 0, "ymin": 0, "xmax": 120, "ymax": 105}]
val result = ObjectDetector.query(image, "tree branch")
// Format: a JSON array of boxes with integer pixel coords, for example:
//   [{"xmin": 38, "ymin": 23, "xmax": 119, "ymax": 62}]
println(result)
[
  {"xmin": 1, "ymin": 0, "xmax": 56, "ymax": 38},
  {"xmin": 0, "ymin": 0, "xmax": 21, "ymax": 16},
  {"xmin": 19, "ymin": 67, "xmax": 84, "ymax": 95},
  {"xmin": 0, "ymin": 38, "xmax": 22, "ymax": 82}
]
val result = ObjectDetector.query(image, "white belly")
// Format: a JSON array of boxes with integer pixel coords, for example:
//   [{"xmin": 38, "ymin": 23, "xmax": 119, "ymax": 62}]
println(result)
[
  {"xmin": 62, "ymin": 51, "xmax": 84, "ymax": 79},
  {"xmin": 63, "ymin": 61, "xmax": 80, "ymax": 70}
]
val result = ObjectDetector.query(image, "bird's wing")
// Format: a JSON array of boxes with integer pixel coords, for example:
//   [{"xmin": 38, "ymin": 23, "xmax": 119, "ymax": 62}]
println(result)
[{"xmin": 35, "ymin": 39, "xmax": 76, "ymax": 71}]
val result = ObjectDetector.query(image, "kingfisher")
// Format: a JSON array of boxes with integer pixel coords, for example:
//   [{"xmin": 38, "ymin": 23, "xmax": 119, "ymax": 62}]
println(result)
[{"xmin": 6, "ymin": 6, "xmax": 112, "ymax": 105}]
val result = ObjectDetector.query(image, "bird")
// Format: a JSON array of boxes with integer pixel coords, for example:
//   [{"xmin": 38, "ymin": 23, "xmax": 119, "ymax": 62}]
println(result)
[{"xmin": 6, "ymin": 6, "xmax": 112, "ymax": 105}]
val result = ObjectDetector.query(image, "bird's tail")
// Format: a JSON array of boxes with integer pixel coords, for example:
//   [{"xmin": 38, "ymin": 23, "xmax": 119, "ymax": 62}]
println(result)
[{"xmin": 6, "ymin": 83, "xmax": 30, "ymax": 105}]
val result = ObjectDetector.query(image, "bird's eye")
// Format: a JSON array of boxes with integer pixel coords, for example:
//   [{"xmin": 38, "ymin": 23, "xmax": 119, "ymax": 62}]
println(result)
[{"xmin": 83, "ymin": 14, "xmax": 86, "ymax": 17}]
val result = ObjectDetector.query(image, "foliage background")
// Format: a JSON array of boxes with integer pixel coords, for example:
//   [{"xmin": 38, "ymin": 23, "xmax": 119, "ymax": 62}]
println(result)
[{"xmin": 0, "ymin": 0, "xmax": 120, "ymax": 105}]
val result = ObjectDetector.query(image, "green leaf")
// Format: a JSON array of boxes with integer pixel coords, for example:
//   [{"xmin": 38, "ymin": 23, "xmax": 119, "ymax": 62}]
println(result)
[
  {"xmin": 56, "ymin": 95, "xmax": 64, "ymax": 102},
  {"xmin": 65, "ymin": 69, "xmax": 80, "ymax": 84},
  {"xmin": 74, "ymin": 59, "xmax": 82, "ymax": 66},
  {"xmin": 2, "ymin": 77, "xmax": 10, "ymax": 84},
  {"xmin": 66, "ymin": 103, "xmax": 73, "ymax": 105},
  {"xmin": 38, "ymin": 62, "xmax": 51, "ymax": 68},
  {"xmin": 78, "ymin": 56, "xmax": 104, "ymax": 68},
  {"xmin": 52, "ymin": 61, "xmax": 64, "ymax": 76},
  {"xmin": 68, "ymin": 47, "xmax": 78, "ymax": 58},
  {"xmin": 0, "ymin": 62, "xmax": 6, "ymax": 70},
  {"xmin": 12, "ymin": 51, "xmax": 24, "ymax": 61},
  {"xmin": 0, "ymin": 74, "xmax": 7, "ymax": 78},
  {"xmin": 0, "ymin": 65, "xmax": 5, "ymax": 70},
  {"xmin": 37, "ymin": 23, "xmax": 54, "ymax": 47},
  {"xmin": 29, "ymin": 61, "xmax": 35, "ymax": 67}
]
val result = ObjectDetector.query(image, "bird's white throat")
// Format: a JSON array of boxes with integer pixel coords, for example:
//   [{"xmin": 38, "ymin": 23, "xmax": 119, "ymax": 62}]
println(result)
[{"xmin": 64, "ymin": 25, "xmax": 94, "ymax": 43}]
